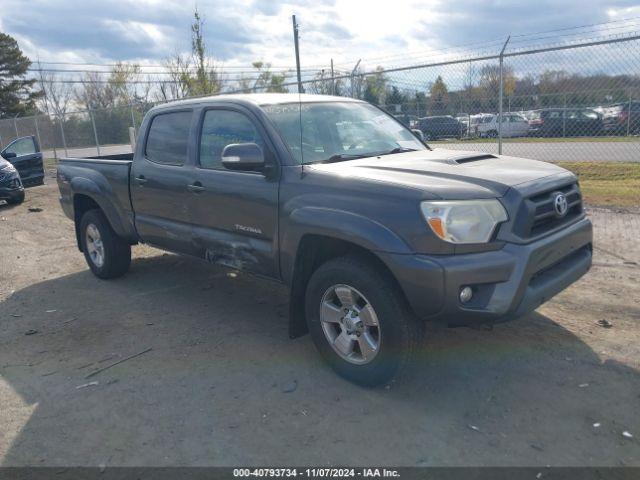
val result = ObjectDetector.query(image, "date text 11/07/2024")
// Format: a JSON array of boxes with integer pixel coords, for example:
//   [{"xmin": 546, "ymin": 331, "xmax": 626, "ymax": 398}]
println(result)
[{"xmin": 233, "ymin": 468, "xmax": 400, "ymax": 478}]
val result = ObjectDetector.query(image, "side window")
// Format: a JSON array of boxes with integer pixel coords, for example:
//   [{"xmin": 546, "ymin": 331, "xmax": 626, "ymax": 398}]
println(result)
[
  {"xmin": 199, "ymin": 110, "xmax": 265, "ymax": 170},
  {"xmin": 6, "ymin": 137, "xmax": 36, "ymax": 156},
  {"xmin": 145, "ymin": 111, "xmax": 192, "ymax": 165}
]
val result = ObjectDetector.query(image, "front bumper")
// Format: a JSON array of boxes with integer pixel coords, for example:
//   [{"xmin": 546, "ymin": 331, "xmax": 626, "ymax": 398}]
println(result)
[
  {"xmin": 380, "ymin": 217, "xmax": 593, "ymax": 326},
  {"xmin": 0, "ymin": 176, "xmax": 24, "ymax": 201}
]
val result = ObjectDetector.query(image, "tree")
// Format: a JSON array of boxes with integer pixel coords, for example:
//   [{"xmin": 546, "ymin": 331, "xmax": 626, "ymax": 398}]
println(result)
[
  {"xmin": 189, "ymin": 8, "xmax": 221, "ymax": 96},
  {"xmin": 159, "ymin": 8, "xmax": 221, "ymax": 100},
  {"xmin": 34, "ymin": 60, "xmax": 74, "ymax": 117},
  {"xmin": 428, "ymin": 76, "xmax": 449, "ymax": 115},
  {"xmin": 251, "ymin": 62, "xmax": 287, "ymax": 92},
  {"xmin": 362, "ymin": 67, "xmax": 388, "ymax": 105},
  {"xmin": 478, "ymin": 63, "xmax": 516, "ymax": 110},
  {"xmin": 308, "ymin": 69, "xmax": 344, "ymax": 96},
  {"xmin": 0, "ymin": 33, "xmax": 39, "ymax": 118},
  {"xmin": 161, "ymin": 51, "xmax": 192, "ymax": 100}
]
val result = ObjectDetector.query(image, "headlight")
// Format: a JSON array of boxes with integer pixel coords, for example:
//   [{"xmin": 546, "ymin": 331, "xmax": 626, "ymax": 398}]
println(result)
[
  {"xmin": 421, "ymin": 199, "xmax": 508, "ymax": 244},
  {"xmin": 0, "ymin": 163, "xmax": 16, "ymax": 173}
]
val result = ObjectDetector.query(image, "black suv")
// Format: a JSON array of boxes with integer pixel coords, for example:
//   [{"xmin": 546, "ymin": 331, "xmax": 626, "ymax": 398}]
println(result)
[
  {"xmin": 417, "ymin": 116, "xmax": 463, "ymax": 141},
  {"xmin": 528, "ymin": 108, "xmax": 603, "ymax": 137}
]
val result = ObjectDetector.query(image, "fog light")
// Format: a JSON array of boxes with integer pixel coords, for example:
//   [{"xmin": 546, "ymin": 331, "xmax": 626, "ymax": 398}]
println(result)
[{"xmin": 459, "ymin": 286, "xmax": 473, "ymax": 303}]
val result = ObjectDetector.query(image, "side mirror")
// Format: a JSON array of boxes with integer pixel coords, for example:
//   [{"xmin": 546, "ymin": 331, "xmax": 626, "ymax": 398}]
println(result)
[
  {"xmin": 221, "ymin": 143, "xmax": 265, "ymax": 171},
  {"xmin": 2, "ymin": 151, "xmax": 17, "ymax": 159},
  {"xmin": 411, "ymin": 129, "xmax": 424, "ymax": 141}
]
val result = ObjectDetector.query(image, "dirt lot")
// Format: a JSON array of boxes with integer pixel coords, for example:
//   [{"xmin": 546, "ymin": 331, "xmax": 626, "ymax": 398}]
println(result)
[{"xmin": 1, "ymin": 179, "xmax": 639, "ymax": 467}]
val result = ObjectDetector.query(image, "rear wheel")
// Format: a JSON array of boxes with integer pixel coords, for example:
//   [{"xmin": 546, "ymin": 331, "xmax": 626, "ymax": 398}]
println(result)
[
  {"xmin": 80, "ymin": 209, "xmax": 131, "ymax": 279},
  {"xmin": 305, "ymin": 255, "xmax": 422, "ymax": 386}
]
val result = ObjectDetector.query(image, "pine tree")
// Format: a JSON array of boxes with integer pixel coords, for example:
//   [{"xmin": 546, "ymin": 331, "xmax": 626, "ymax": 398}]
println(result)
[{"xmin": 0, "ymin": 33, "xmax": 39, "ymax": 118}]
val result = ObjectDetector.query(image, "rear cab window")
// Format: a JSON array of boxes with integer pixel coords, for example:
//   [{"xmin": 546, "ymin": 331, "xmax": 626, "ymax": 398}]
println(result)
[{"xmin": 145, "ymin": 111, "xmax": 193, "ymax": 165}]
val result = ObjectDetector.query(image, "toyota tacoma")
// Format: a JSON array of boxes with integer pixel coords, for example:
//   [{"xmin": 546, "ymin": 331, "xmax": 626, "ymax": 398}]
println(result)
[{"xmin": 56, "ymin": 94, "xmax": 593, "ymax": 386}]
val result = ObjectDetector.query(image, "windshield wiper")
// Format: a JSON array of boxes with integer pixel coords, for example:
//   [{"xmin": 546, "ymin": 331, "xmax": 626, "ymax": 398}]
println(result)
[
  {"xmin": 378, "ymin": 147, "xmax": 418, "ymax": 156},
  {"xmin": 308, "ymin": 153, "xmax": 371, "ymax": 164}
]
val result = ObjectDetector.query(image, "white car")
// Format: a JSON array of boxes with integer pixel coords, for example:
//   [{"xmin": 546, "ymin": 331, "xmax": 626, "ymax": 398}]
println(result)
[{"xmin": 475, "ymin": 113, "xmax": 530, "ymax": 138}]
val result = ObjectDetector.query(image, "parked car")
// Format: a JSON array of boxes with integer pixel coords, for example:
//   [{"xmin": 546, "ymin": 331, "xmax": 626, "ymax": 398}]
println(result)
[
  {"xmin": 417, "ymin": 116, "xmax": 464, "ymax": 140},
  {"xmin": 601, "ymin": 101, "xmax": 640, "ymax": 135},
  {"xmin": 528, "ymin": 108, "xmax": 603, "ymax": 137},
  {"xmin": 393, "ymin": 114, "xmax": 419, "ymax": 129},
  {"xmin": 56, "ymin": 93, "xmax": 592, "ymax": 386},
  {"xmin": 0, "ymin": 156, "xmax": 24, "ymax": 205},
  {"xmin": 455, "ymin": 114, "xmax": 471, "ymax": 136},
  {"xmin": 475, "ymin": 113, "xmax": 530, "ymax": 138},
  {"xmin": 0, "ymin": 135, "xmax": 45, "ymax": 186}
]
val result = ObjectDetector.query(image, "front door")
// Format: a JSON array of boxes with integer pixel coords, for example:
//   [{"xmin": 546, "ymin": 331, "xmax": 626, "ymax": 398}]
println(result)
[
  {"xmin": 130, "ymin": 109, "xmax": 198, "ymax": 255},
  {"xmin": 189, "ymin": 107, "xmax": 280, "ymax": 278},
  {"xmin": 1, "ymin": 136, "xmax": 44, "ymax": 185}
]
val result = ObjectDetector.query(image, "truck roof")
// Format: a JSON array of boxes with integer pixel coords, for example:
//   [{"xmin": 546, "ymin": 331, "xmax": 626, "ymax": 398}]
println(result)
[{"xmin": 151, "ymin": 93, "xmax": 362, "ymax": 112}]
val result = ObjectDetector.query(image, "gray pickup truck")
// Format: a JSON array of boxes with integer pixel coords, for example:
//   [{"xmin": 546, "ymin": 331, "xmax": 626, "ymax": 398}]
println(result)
[{"xmin": 57, "ymin": 94, "xmax": 593, "ymax": 386}]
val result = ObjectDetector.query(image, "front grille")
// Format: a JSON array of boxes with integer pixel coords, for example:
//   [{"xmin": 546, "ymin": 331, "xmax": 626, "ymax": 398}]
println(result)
[{"xmin": 513, "ymin": 182, "xmax": 583, "ymax": 239}]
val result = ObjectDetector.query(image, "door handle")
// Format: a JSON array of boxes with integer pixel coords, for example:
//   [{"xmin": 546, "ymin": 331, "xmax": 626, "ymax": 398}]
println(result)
[
  {"xmin": 134, "ymin": 175, "xmax": 147, "ymax": 185},
  {"xmin": 187, "ymin": 183, "xmax": 205, "ymax": 193}
]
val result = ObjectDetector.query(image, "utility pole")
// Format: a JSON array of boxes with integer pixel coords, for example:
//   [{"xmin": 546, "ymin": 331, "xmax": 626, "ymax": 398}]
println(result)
[
  {"xmin": 292, "ymin": 15, "xmax": 304, "ymax": 94},
  {"xmin": 498, "ymin": 35, "xmax": 510, "ymax": 155}
]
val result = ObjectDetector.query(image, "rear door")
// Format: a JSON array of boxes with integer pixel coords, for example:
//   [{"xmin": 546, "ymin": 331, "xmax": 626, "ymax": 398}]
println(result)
[
  {"xmin": 130, "ymin": 109, "xmax": 199, "ymax": 255},
  {"xmin": 189, "ymin": 106, "xmax": 280, "ymax": 278},
  {"xmin": 508, "ymin": 114, "xmax": 529, "ymax": 137},
  {"xmin": 1, "ymin": 136, "xmax": 44, "ymax": 185}
]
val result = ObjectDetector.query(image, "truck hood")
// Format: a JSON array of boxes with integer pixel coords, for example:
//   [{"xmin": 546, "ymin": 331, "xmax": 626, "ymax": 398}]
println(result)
[{"xmin": 308, "ymin": 148, "xmax": 572, "ymax": 199}]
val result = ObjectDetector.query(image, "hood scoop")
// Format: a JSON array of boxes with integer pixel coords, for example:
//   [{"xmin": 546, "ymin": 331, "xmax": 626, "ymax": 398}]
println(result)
[{"xmin": 453, "ymin": 154, "xmax": 497, "ymax": 164}]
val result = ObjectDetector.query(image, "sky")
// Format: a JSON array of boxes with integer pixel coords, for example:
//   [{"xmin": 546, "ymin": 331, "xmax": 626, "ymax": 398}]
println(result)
[{"xmin": 1, "ymin": 0, "xmax": 639, "ymax": 77}]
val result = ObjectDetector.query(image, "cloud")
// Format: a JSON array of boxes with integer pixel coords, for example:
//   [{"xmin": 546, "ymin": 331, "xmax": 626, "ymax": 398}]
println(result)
[{"xmin": 0, "ymin": 0, "xmax": 637, "ymax": 72}]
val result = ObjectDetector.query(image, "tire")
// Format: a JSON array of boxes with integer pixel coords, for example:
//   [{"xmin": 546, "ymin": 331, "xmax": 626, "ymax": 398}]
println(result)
[
  {"xmin": 305, "ymin": 255, "xmax": 422, "ymax": 387},
  {"xmin": 80, "ymin": 209, "xmax": 131, "ymax": 279},
  {"xmin": 6, "ymin": 192, "xmax": 25, "ymax": 205},
  {"xmin": 487, "ymin": 130, "xmax": 498, "ymax": 138}
]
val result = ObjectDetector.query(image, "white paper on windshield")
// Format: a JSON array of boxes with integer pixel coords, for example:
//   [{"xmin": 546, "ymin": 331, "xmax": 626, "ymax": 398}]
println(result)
[{"xmin": 371, "ymin": 114, "xmax": 406, "ymax": 134}]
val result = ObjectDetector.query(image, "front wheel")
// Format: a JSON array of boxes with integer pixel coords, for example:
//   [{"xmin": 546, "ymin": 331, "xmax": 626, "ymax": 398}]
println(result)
[
  {"xmin": 305, "ymin": 255, "xmax": 422, "ymax": 386},
  {"xmin": 80, "ymin": 209, "xmax": 131, "ymax": 279},
  {"xmin": 5, "ymin": 192, "xmax": 25, "ymax": 205}
]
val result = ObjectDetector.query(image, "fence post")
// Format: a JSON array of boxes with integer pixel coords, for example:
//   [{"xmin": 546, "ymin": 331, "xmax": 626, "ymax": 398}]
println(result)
[
  {"xmin": 13, "ymin": 115, "xmax": 19, "ymax": 137},
  {"xmin": 89, "ymin": 108, "xmax": 101, "ymax": 156},
  {"xmin": 627, "ymin": 93, "xmax": 632, "ymax": 137},
  {"xmin": 563, "ymin": 94, "xmax": 567, "ymax": 138},
  {"xmin": 130, "ymin": 104, "xmax": 136, "ymax": 132},
  {"xmin": 58, "ymin": 115, "xmax": 68, "ymax": 157},
  {"xmin": 350, "ymin": 59, "xmax": 361, "ymax": 99},
  {"xmin": 498, "ymin": 36, "xmax": 510, "ymax": 155},
  {"xmin": 330, "ymin": 59, "xmax": 335, "ymax": 96}
]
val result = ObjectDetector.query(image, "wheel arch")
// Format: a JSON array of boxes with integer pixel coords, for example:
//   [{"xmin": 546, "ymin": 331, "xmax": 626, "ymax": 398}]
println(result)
[{"xmin": 287, "ymin": 233, "xmax": 409, "ymax": 339}]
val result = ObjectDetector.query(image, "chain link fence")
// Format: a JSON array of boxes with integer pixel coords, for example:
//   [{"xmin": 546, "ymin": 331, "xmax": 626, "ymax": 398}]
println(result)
[{"xmin": 1, "ymin": 35, "xmax": 638, "ymax": 208}]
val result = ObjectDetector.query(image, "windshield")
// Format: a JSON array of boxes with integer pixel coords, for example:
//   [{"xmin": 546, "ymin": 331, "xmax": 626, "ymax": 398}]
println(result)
[{"xmin": 262, "ymin": 101, "xmax": 427, "ymax": 164}]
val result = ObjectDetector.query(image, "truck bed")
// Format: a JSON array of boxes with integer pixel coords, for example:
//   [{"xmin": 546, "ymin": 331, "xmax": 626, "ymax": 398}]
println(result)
[{"xmin": 57, "ymin": 155, "xmax": 138, "ymax": 243}]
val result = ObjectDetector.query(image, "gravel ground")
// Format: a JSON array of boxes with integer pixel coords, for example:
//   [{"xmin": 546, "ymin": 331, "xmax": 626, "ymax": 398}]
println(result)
[{"xmin": 0, "ymin": 179, "xmax": 639, "ymax": 467}]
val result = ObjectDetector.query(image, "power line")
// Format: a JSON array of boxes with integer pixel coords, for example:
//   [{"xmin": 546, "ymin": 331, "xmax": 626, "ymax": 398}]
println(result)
[{"xmin": 332, "ymin": 16, "xmax": 640, "ymax": 69}]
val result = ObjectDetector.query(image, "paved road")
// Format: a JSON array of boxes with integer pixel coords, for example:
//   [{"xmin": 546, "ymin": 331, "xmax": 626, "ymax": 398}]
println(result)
[
  {"xmin": 436, "ymin": 140, "xmax": 640, "ymax": 162},
  {"xmin": 45, "ymin": 140, "xmax": 640, "ymax": 163}
]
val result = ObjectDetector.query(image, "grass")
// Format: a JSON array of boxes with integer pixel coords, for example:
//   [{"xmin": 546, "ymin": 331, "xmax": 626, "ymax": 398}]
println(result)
[
  {"xmin": 430, "ymin": 135, "xmax": 639, "ymax": 144},
  {"xmin": 556, "ymin": 161, "xmax": 640, "ymax": 208}
]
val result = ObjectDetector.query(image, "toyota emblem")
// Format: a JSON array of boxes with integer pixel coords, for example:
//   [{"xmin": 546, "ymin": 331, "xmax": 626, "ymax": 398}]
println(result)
[{"xmin": 553, "ymin": 193, "xmax": 568, "ymax": 217}]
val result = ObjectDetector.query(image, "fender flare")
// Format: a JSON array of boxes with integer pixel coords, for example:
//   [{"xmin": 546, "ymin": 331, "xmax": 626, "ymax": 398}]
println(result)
[
  {"xmin": 281, "ymin": 206, "xmax": 412, "ymax": 285},
  {"xmin": 70, "ymin": 176, "xmax": 135, "ymax": 242}
]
